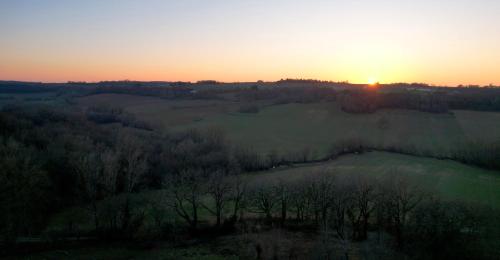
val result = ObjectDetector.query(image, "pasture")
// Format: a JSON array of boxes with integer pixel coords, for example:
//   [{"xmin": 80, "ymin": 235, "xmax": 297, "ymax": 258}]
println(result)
[
  {"xmin": 78, "ymin": 94, "xmax": 500, "ymax": 159},
  {"xmin": 246, "ymin": 151, "xmax": 500, "ymax": 209}
]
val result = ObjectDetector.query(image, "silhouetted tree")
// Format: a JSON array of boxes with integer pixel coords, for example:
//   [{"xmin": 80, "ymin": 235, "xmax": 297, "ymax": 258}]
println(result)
[{"xmin": 202, "ymin": 170, "xmax": 233, "ymax": 227}]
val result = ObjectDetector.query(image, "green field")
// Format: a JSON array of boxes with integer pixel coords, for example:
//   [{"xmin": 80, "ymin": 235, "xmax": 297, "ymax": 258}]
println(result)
[
  {"xmin": 76, "ymin": 94, "xmax": 500, "ymax": 208},
  {"xmin": 246, "ymin": 151, "xmax": 500, "ymax": 209},
  {"xmin": 78, "ymin": 94, "xmax": 500, "ymax": 159},
  {"xmin": 184, "ymin": 103, "xmax": 462, "ymax": 158},
  {"xmin": 78, "ymin": 94, "xmax": 259, "ymax": 126}
]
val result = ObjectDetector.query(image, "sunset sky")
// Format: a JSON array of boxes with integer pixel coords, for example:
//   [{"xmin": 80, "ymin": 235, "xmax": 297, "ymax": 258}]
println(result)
[{"xmin": 1, "ymin": 0, "xmax": 499, "ymax": 85}]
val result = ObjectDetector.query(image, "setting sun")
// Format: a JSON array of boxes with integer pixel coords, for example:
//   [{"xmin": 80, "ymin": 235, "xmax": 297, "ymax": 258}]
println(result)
[{"xmin": 368, "ymin": 78, "xmax": 378, "ymax": 85}]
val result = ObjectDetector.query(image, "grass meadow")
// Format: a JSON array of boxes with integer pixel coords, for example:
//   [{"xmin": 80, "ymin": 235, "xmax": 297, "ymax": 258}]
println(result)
[
  {"xmin": 79, "ymin": 94, "xmax": 500, "ymax": 159},
  {"xmin": 245, "ymin": 151, "xmax": 500, "ymax": 209}
]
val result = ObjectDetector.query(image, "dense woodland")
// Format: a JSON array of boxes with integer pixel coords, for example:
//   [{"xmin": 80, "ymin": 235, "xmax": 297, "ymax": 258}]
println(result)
[{"xmin": 1, "ymin": 81, "xmax": 500, "ymax": 258}]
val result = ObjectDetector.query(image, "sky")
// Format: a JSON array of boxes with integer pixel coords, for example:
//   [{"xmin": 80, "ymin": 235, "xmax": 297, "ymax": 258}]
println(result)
[{"xmin": 0, "ymin": 0, "xmax": 499, "ymax": 85}]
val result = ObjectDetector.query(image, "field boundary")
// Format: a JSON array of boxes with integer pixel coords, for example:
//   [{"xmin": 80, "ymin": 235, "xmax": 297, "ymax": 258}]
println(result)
[{"xmin": 263, "ymin": 148, "xmax": 500, "ymax": 175}]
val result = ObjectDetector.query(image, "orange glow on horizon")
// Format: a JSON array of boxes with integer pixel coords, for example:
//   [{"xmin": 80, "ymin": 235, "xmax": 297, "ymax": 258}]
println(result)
[
  {"xmin": 367, "ymin": 78, "xmax": 378, "ymax": 86},
  {"xmin": 1, "ymin": 1, "xmax": 499, "ymax": 86}
]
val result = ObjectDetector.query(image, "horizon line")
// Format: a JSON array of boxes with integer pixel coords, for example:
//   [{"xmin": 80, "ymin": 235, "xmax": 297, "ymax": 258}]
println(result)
[{"xmin": 1, "ymin": 78, "xmax": 498, "ymax": 88}]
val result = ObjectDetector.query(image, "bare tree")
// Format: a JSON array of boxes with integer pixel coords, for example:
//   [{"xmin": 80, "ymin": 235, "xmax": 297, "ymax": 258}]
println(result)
[
  {"xmin": 345, "ymin": 174, "xmax": 377, "ymax": 241},
  {"xmin": 379, "ymin": 174, "xmax": 425, "ymax": 247},
  {"xmin": 289, "ymin": 183, "xmax": 311, "ymax": 222},
  {"xmin": 165, "ymin": 169, "xmax": 204, "ymax": 230},
  {"xmin": 202, "ymin": 170, "xmax": 233, "ymax": 227},
  {"xmin": 328, "ymin": 181, "xmax": 353, "ymax": 260},
  {"xmin": 307, "ymin": 176, "xmax": 335, "ymax": 227},
  {"xmin": 74, "ymin": 151, "xmax": 104, "ymax": 231},
  {"xmin": 101, "ymin": 149, "xmax": 120, "ymax": 195},
  {"xmin": 274, "ymin": 180, "xmax": 291, "ymax": 226},
  {"xmin": 229, "ymin": 175, "xmax": 246, "ymax": 223},
  {"xmin": 329, "ymin": 183, "xmax": 351, "ymax": 241},
  {"xmin": 249, "ymin": 186, "xmax": 277, "ymax": 222},
  {"xmin": 117, "ymin": 131, "xmax": 149, "ymax": 193},
  {"xmin": 75, "ymin": 146, "xmax": 124, "ymax": 233},
  {"xmin": 149, "ymin": 190, "xmax": 170, "ymax": 234}
]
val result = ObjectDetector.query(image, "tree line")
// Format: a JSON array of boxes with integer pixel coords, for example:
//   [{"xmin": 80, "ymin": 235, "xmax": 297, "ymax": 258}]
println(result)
[
  {"xmin": 339, "ymin": 90, "xmax": 449, "ymax": 114},
  {"xmin": 49, "ymin": 167, "xmax": 500, "ymax": 259},
  {"xmin": 339, "ymin": 87, "xmax": 500, "ymax": 114}
]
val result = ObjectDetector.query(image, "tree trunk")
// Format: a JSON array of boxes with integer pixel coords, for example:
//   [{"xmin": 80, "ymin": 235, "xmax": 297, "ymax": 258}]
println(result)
[
  {"xmin": 216, "ymin": 207, "xmax": 221, "ymax": 227},
  {"xmin": 281, "ymin": 201, "xmax": 287, "ymax": 226},
  {"xmin": 92, "ymin": 201, "xmax": 99, "ymax": 232},
  {"xmin": 362, "ymin": 216, "xmax": 368, "ymax": 240}
]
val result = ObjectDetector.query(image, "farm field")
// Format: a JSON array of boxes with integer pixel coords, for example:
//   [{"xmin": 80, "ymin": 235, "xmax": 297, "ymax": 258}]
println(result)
[
  {"xmin": 183, "ymin": 103, "xmax": 464, "ymax": 158},
  {"xmin": 78, "ymin": 94, "xmax": 500, "ymax": 159},
  {"xmin": 78, "ymin": 93, "xmax": 252, "ymax": 126},
  {"xmin": 246, "ymin": 151, "xmax": 500, "ymax": 209}
]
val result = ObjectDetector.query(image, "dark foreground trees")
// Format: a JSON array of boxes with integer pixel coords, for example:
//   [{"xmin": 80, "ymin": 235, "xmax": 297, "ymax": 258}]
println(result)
[
  {"xmin": 376, "ymin": 174, "xmax": 426, "ymax": 248},
  {"xmin": 236, "ymin": 174, "xmax": 498, "ymax": 259},
  {"xmin": 0, "ymin": 139, "xmax": 50, "ymax": 244},
  {"xmin": 0, "ymin": 105, "xmax": 254, "ymax": 244}
]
